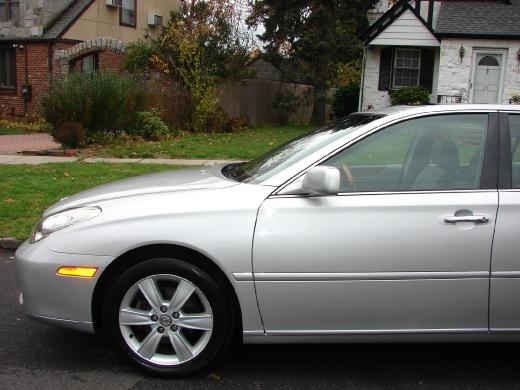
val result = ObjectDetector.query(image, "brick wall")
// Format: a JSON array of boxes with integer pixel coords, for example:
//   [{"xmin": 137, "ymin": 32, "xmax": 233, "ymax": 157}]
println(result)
[
  {"xmin": 98, "ymin": 50, "xmax": 124, "ymax": 73},
  {"xmin": 0, "ymin": 42, "xmax": 126, "ymax": 119},
  {"xmin": 0, "ymin": 43, "xmax": 50, "ymax": 118},
  {"xmin": 64, "ymin": 49, "xmax": 125, "ymax": 74},
  {"xmin": 0, "ymin": 41, "xmax": 77, "ymax": 118}
]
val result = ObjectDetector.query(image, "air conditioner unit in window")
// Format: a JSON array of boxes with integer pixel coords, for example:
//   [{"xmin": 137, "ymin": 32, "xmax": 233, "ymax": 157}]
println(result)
[
  {"xmin": 148, "ymin": 13, "xmax": 164, "ymax": 26},
  {"xmin": 106, "ymin": 0, "xmax": 121, "ymax": 7}
]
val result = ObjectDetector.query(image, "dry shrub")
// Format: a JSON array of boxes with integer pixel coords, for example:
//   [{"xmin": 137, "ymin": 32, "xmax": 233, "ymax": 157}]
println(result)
[{"xmin": 53, "ymin": 122, "xmax": 87, "ymax": 147}]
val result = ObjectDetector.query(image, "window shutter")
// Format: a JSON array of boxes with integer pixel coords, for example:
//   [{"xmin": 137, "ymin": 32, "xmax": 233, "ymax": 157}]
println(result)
[
  {"xmin": 419, "ymin": 49, "xmax": 435, "ymax": 92},
  {"xmin": 378, "ymin": 48, "xmax": 393, "ymax": 91}
]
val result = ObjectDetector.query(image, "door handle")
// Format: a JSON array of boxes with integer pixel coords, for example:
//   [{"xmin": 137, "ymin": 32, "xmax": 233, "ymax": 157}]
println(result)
[{"xmin": 444, "ymin": 215, "xmax": 490, "ymax": 224}]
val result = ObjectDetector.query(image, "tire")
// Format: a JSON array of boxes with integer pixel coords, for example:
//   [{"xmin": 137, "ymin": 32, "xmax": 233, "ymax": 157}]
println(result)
[{"xmin": 102, "ymin": 257, "xmax": 233, "ymax": 377}]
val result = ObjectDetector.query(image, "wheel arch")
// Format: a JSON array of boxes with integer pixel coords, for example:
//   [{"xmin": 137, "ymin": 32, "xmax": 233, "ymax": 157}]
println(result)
[{"xmin": 91, "ymin": 244, "xmax": 242, "ymax": 338}]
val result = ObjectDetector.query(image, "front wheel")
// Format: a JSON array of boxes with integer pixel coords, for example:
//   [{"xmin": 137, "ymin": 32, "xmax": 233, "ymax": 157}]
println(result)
[{"xmin": 102, "ymin": 257, "xmax": 233, "ymax": 377}]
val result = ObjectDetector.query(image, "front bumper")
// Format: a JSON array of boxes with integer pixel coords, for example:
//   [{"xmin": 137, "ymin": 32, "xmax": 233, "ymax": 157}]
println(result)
[{"xmin": 15, "ymin": 240, "xmax": 115, "ymax": 333}]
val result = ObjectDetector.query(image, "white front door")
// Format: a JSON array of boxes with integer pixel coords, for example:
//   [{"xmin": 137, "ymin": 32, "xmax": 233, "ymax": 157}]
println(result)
[{"xmin": 473, "ymin": 54, "xmax": 502, "ymax": 104}]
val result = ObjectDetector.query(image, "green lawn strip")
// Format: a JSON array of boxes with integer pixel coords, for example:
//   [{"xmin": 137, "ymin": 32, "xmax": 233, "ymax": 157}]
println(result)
[
  {"xmin": 88, "ymin": 125, "xmax": 313, "ymax": 160},
  {"xmin": 0, "ymin": 163, "xmax": 185, "ymax": 240},
  {"xmin": 0, "ymin": 127, "xmax": 25, "ymax": 135}
]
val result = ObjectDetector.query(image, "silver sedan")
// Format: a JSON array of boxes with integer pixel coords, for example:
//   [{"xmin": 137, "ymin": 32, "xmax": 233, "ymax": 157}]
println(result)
[{"xmin": 16, "ymin": 104, "xmax": 520, "ymax": 376}]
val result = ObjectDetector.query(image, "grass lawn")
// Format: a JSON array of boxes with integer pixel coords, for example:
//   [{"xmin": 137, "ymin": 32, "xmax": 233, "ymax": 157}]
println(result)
[
  {"xmin": 0, "ymin": 127, "xmax": 25, "ymax": 135},
  {"xmin": 85, "ymin": 125, "xmax": 313, "ymax": 160},
  {"xmin": 0, "ymin": 163, "xmax": 184, "ymax": 240}
]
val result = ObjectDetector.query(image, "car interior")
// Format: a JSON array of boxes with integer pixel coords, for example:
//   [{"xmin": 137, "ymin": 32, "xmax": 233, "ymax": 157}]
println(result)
[{"xmin": 325, "ymin": 114, "xmax": 488, "ymax": 193}]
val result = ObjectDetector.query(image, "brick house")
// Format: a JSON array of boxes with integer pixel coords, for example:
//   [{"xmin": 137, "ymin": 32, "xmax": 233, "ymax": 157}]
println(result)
[
  {"xmin": 0, "ymin": 0, "xmax": 179, "ymax": 118},
  {"xmin": 359, "ymin": 0, "xmax": 520, "ymax": 110}
]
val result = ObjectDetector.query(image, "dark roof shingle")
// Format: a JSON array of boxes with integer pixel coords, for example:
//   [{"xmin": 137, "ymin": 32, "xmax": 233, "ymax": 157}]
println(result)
[
  {"xmin": 43, "ymin": 0, "xmax": 94, "ymax": 39},
  {"xmin": 436, "ymin": 0, "xmax": 520, "ymax": 37}
]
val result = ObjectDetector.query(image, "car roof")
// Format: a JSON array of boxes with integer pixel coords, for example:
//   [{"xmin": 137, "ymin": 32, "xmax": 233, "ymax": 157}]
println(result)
[{"xmin": 366, "ymin": 104, "xmax": 520, "ymax": 118}]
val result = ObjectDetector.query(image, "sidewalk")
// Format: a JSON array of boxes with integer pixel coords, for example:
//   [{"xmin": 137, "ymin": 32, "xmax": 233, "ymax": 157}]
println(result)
[
  {"xmin": 0, "ymin": 134, "xmax": 60, "ymax": 154},
  {"xmin": 0, "ymin": 154, "xmax": 240, "ymax": 166},
  {"xmin": 0, "ymin": 134, "xmax": 241, "ymax": 166}
]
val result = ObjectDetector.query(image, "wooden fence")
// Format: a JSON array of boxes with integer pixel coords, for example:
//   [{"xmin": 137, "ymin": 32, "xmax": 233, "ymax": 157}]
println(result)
[{"xmin": 217, "ymin": 79, "xmax": 333, "ymax": 126}]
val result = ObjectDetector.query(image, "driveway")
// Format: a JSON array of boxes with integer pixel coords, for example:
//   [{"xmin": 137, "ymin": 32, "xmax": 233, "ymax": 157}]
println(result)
[
  {"xmin": 0, "ymin": 134, "xmax": 60, "ymax": 154},
  {"xmin": 1, "ymin": 248, "xmax": 520, "ymax": 389}
]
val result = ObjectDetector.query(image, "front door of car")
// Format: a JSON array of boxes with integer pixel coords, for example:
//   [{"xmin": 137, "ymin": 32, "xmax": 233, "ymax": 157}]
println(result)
[
  {"xmin": 489, "ymin": 113, "xmax": 520, "ymax": 331},
  {"xmin": 253, "ymin": 113, "xmax": 499, "ymax": 334}
]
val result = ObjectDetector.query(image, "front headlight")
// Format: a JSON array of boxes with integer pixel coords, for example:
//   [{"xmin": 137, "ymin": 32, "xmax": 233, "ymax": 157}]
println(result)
[{"xmin": 31, "ymin": 207, "xmax": 101, "ymax": 243}]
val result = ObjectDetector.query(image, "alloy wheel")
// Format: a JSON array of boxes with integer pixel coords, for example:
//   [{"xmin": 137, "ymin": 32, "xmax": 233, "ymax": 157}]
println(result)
[{"xmin": 118, "ymin": 274, "xmax": 213, "ymax": 366}]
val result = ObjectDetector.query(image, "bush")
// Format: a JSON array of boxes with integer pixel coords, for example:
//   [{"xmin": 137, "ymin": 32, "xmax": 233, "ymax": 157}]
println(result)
[
  {"xmin": 123, "ymin": 41, "xmax": 156, "ymax": 74},
  {"xmin": 332, "ymin": 84, "xmax": 360, "ymax": 118},
  {"xmin": 86, "ymin": 130, "xmax": 124, "ymax": 145},
  {"xmin": 226, "ymin": 115, "xmax": 249, "ymax": 133},
  {"xmin": 271, "ymin": 89, "xmax": 302, "ymax": 125},
  {"xmin": 40, "ymin": 71, "xmax": 148, "ymax": 135},
  {"xmin": 206, "ymin": 108, "xmax": 249, "ymax": 133},
  {"xmin": 390, "ymin": 86, "xmax": 431, "ymax": 106},
  {"xmin": 53, "ymin": 122, "xmax": 87, "ymax": 147},
  {"xmin": 133, "ymin": 110, "xmax": 170, "ymax": 140}
]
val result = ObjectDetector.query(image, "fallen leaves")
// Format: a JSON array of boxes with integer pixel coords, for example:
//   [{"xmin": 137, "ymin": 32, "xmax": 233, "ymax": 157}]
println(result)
[{"xmin": 206, "ymin": 371, "xmax": 221, "ymax": 381}]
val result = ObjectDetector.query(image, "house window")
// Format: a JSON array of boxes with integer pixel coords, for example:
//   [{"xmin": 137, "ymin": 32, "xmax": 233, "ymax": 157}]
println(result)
[
  {"xmin": 81, "ymin": 53, "xmax": 98, "ymax": 73},
  {"xmin": 120, "ymin": 0, "xmax": 136, "ymax": 27},
  {"xmin": 0, "ymin": 48, "xmax": 16, "ymax": 89},
  {"xmin": 393, "ymin": 48, "xmax": 421, "ymax": 88},
  {"xmin": 0, "ymin": 0, "xmax": 19, "ymax": 21}
]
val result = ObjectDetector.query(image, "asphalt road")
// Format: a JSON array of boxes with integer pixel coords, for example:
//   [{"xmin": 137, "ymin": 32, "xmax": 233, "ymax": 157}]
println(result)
[{"xmin": 2, "ymin": 248, "xmax": 520, "ymax": 390}]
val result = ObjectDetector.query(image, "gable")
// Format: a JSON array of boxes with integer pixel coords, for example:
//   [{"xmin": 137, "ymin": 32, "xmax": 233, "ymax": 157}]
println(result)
[{"xmin": 370, "ymin": 9, "xmax": 439, "ymax": 47}]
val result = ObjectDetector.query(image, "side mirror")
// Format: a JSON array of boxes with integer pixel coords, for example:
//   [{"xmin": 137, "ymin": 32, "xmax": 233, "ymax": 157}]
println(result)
[{"xmin": 301, "ymin": 166, "xmax": 340, "ymax": 196}]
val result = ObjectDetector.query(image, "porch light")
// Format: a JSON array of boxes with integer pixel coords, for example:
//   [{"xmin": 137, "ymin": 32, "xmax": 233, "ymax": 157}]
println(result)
[{"xmin": 459, "ymin": 46, "xmax": 465, "ymax": 63}]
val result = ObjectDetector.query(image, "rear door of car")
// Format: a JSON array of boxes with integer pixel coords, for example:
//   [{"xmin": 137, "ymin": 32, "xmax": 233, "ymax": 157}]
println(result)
[
  {"xmin": 490, "ymin": 111, "xmax": 520, "ymax": 331},
  {"xmin": 253, "ymin": 110, "xmax": 499, "ymax": 335}
]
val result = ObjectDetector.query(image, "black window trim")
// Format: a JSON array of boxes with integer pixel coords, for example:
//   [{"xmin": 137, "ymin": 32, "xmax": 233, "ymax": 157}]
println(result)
[
  {"xmin": 498, "ymin": 112, "xmax": 514, "ymax": 190},
  {"xmin": 0, "ymin": 46, "xmax": 16, "ymax": 91},
  {"xmin": 480, "ymin": 112, "xmax": 500, "ymax": 190}
]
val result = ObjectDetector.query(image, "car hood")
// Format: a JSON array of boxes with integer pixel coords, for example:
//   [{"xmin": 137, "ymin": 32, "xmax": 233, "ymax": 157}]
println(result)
[{"xmin": 44, "ymin": 165, "xmax": 238, "ymax": 216}]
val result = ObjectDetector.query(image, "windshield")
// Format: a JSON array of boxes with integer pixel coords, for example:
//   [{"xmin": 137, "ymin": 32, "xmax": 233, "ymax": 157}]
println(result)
[{"xmin": 224, "ymin": 114, "xmax": 384, "ymax": 183}]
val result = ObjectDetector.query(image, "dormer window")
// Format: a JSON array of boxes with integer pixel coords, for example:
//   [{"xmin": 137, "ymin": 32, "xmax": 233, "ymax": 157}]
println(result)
[{"xmin": 0, "ymin": 0, "xmax": 19, "ymax": 21}]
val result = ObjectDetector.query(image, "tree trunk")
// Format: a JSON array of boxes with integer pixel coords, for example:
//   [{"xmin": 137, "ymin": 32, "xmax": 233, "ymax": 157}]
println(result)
[{"xmin": 311, "ymin": 84, "xmax": 327, "ymax": 125}]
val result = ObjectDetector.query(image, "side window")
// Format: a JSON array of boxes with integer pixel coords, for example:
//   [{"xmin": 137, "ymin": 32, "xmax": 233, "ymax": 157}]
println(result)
[
  {"xmin": 510, "ymin": 115, "xmax": 520, "ymax": 189},
  {"xmin": 120, "ymin": 0, "xmax": 136, "ymax": 27},
  {"xmin": 323, "ymin": 114, "xmax": 488, "ymax": 193},
  {"xmin": 81, "ymin": 53, "xmax": 98, "ymax": 73}
]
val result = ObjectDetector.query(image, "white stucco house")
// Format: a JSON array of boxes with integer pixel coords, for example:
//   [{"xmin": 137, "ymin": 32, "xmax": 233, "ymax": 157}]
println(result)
[{"xmin": 359, "ymin": 0, "xmax": 520, "ymax": 110}]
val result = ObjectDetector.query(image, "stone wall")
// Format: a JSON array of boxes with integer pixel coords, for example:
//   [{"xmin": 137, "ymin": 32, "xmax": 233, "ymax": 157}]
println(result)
[
  {"xmin": 0, "ymin": 0, "xmax": 73, "ymax": 38},
  {"xmin": 360, "ymin": 47, "xmax": 391, "ymax": 111},
  {"xmin": 437, "ymin": 38, "xmax": 520, "ymax": 104}
]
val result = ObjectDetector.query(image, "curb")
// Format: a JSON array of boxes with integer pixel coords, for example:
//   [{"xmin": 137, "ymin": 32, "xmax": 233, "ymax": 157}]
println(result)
[{"xmin": 0, "ymin": 238, "xmax": 23, "ymax": 250}]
